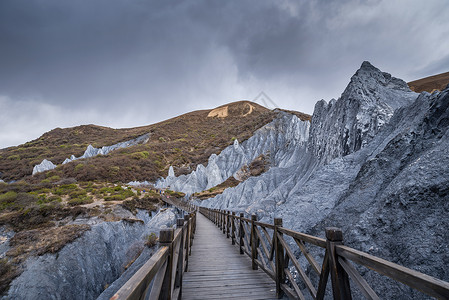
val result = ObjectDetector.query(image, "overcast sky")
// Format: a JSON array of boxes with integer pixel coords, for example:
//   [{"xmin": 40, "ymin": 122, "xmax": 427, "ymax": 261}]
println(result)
[{"xmin": 1, "ymin": 0, "xmax": 448, "ymax": 149}]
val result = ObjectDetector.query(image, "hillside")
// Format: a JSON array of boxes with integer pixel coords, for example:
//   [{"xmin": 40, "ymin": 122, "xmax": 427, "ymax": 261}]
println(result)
[
  {"xmin": 408, "ymin": 71, "xmax": 449, "ymax": 93},
  {"xmin": 0, "ymin": 101, "xmax": 304, "ymax": 183},
  {"xmin": 0, "ymin": 100, "xmax": 314, "ymax": 295},
  {"xmin": 163, "ymin": 62, "xmax": 449, "ymax": 298}
]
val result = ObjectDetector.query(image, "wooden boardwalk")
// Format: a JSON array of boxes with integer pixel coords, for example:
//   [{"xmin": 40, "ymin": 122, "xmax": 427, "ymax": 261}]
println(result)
[{"xmin": 182, "ymin": 213, "xmax": 278, "ymax": 300}]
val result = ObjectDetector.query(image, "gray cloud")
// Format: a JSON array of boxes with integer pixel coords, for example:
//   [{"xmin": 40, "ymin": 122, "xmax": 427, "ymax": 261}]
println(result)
[{"xmin": 1, "ymin": 0, "xmax": 448, "ymax": 148}]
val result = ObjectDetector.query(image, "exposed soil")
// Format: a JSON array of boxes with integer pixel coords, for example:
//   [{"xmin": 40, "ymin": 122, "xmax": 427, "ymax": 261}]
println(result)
[
  {"xmin": 408, "ymin": 71, "xmax": 449, "ymax": 93},
  {"xmin": 0, "ymin": 101, "xmax": 285, "ymax": 183},
  {"xmin": 192, "ymin": 154, "xmax": 270, "ymax": 200}
]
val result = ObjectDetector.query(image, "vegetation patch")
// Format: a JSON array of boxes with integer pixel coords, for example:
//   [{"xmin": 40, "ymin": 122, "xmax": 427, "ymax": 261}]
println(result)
[
  {"xmin": 144, "ymin": 232, "xmax": 158, "ymax": 247},
  {"xmin": 192, "ymin": 176, "xmax": 240, "ymax": 200},
  {"xmin": 7, "ymin": 224, "xmax": 90, "ymax": 261},
  {"xmin": 121, "ymin": 196, "xmax": 162, "ymax": 214},
  {"xmin": 192, "ymin": 154, "xmax": 270, "ymax": 200}
]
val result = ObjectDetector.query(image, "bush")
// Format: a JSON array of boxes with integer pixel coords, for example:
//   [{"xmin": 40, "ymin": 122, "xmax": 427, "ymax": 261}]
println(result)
[
  {"xmin": 130, "ymin": 151, "xmax": 149, "ymax": 160},
  {"xmin": 74, "ymin": 164, "xmax": 84, "ymax": 172},
  {"xmin": 0, "ymin": 258, "xmax": 12, "ymax": 277},
  {"xmin": 113, "ymin": 186, "xmax": 123, "ymax": 192},
  {"xmin": 145, "ymin": 233, "xmax": 158, "ymax": 247},
  {"xmin": 0, "ymin": 191, "xmax": 18, "ymax": 210},
  {"xmin": 54, "ymin": 184, "xmax": 78, "ymax": 195},
  {"xmin": 68, "ymin": 196, "xmax": 93, "ymax": 206},
  {"xmin": 99, "ymin": 187, "xmax": 113, "ymax": 194},
  {"xmin": 104, "ymin": 194, "xmax": 126, "ymax": 201},
  {"xmin": 69, "ymin": 189, "xmax": 87, "ymax": 198}
]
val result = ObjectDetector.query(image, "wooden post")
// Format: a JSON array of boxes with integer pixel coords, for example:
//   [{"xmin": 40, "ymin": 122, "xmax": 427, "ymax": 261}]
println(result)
[
  {"xmin": 224, "ymin": 210, "xmax": 228, "ymax": 235},
  {"xmin": 176, "ymin": 219, "xmax": 185, "ymax": 298},
  {"xmin": 326, "ymin": 227, "xmax": 352, "ymax": 300},
  {"xmin": 226, "ymin": 211, "xmax": 230, "ymax": 238},
  {"xmin": 274, "ymin": 218, "xmax": 284, "ymax": 298},
  {"xmin": 251, "ymin": 214, "xmax": 258, "ymax": 270},
  {"xmin": 222, "ymin": 210, "xmax": 225, "ymax": 233},
  {"xmin": 231, "ymin": 212, "xmax": 236, "ymax": 245},
  {"xmin": 184, "ymin": 215, "xmax": 190, "ymax": 271},
  {"xmin": 239, "ymin": 213, "xmax": 244, "ymax": 254},
  {"xmin": 159, "ymin": 228, "xmax": 174, "ymax": 300},
  {"xmin": 189, "ymin": 213, "xmax": 195, "ymax": 248}
]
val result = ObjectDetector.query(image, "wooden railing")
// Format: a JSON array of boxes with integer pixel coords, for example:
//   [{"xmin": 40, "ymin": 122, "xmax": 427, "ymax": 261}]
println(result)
[
  {"xmin": 199, "ymin": 207, "xmax": 449, "ymax": 299},
  {"xmin": 111, "ymin": 209, "xmax": 196, "ymax": 300}
]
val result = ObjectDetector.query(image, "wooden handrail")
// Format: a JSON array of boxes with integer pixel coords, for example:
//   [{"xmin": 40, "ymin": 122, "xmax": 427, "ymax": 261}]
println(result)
[
  {"xmin": 111, "ymin": 206, "xmax": 197, "ymax": 300},
  {"xmin": 198, "ymin": 207, "xmax": 449, "ymax": 299}
]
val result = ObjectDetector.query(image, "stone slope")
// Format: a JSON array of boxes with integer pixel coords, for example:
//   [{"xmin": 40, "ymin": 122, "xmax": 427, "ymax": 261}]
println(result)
[
  {"xmin": 0, "ymin": 101, "xmax": 282, "ymax": 183},
  {"xmin": 155, "ymin": 111, "xmax": 310, "ymax": 195},
  {"xmin": 168, "ymin": 62, "xmax": 449, "ymax": 298}
]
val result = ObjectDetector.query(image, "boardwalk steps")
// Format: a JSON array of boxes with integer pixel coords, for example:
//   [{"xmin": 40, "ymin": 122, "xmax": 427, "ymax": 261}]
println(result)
[
  {"xmin": 112, "ymin": 199, "xmax": 449, "ymax": 299},
  {"xmin": 182, "ymin": 213, "xmax": 277, "ymax": 299}
]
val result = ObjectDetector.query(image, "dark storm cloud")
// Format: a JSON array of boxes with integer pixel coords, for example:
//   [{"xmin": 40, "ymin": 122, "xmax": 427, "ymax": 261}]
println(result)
[{"xmin": 0, "ymin": 0, "xmax": 448, "ymax": 148}]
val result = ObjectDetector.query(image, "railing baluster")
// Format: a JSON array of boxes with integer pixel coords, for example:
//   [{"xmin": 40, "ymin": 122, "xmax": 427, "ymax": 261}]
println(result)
[
  {"xmin": 251, "ymin": 214, "xmax": 258, "ymax": 270},
  {"xmin": 326, "ymin": 227, "xmax": 352, "ymax": 300},
  {"xmin": 159, "ymin": 228, "xmax": 175, "ymax": 300},
  {"xmin": 231, "ymin": 212, "xmax": 236, "ymax": 245},
  {"xmin": 239, "ymin": 213, "xmax": 244, "ymax": 254},
  {"xmin": 274, "ymin": 217, "xmax": 284, "ymax": 299}
]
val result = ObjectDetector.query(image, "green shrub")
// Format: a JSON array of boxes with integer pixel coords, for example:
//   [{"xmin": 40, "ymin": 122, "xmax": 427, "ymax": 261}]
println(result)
[
  {"xmin": 99, "ymin": 187, "xmax": 113, "ymax": 194},
  {"xmin": 144, "ymin": 233, "xmax": 158, "ymax": 247},
  {"xmin": 165, "ymin": 190, "xmax": 186, "ymax": 198},
  {"xmin": 0, "ymin": 258, "xmax": 11, "ymax": 276},
  {"xmin": 104, "ymin": 194, "xmax": 126, "ymax": 201},
  {"xmin": 69, "ymin": 189, "xmax": 87, "ymax": 198},
  {"xmin": 130, "ymin": 151, "xmax": 150, "ymax": 160},
  {"xmin": 113, "ymin": 186, "xmax": 123, "ymax": 192},
  {"xmin": 68, "ymin": 196, "xmax": 93, "ymax": 206},
  {"xmin": 0, "ymin": 191, "xmax": 18, "ymax": 209},
  {"xmin": 109, "ymin": 166, "xmax": 120, "ymax": 176},
  {"xmin": 54, "ymin": 184, "xmax": 78, "ymax": 195},
  {"xmin": 74, "ymin": 164, "xmax": 84, "ymax": 172},
  {"xmin": 7, "ymin": 154, "xmax": 20, "ymax": 160}
]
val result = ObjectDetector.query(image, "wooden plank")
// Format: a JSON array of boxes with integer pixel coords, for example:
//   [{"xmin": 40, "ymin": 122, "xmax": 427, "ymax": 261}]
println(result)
[
  {"xmin": 147, "ymin": 260, "xmax": 167, "ymax": 299},
  {"xmin": 285, "ymin": 267, "xmax": 306, "ymax": 300},
  {"xmin": 294, "ymin": 238, "xmax": 321, "ymax": 275},
  {"xmin": 182, "ymin": 213, "xmax": 277, "ymax": 299},
  {"xmin": 338, "ymin": 257, "xmax": 380, "ymax": 300},
  {"xmin": 316, "ymin": 251, "xmax": 330, "ymax": 300},
  {"xmin": 336, "ymin": 245, "xmax": 449, "ymax": 299},
  {"xmin": 110, "ymin": 246, "xmax": 168, "ymax": 300},
  {"xmin": 255, "ymin": 225, "xmax": 275, "ymax": 273},
  {"xmin": 278, "ymin": 233, "xmax": 317, "ymax": 298},
  {"xmin": 255, "ymin": 220, "xmax": 275, "ymax": 230},
  {"xmin": 278, "ymin": 227, "xmax": 327, "ymax": 248}
]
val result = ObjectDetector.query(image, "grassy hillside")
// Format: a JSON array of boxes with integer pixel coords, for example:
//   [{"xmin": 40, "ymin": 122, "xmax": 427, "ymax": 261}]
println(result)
[
  {"xmin": 1, "ymin": 101, "xmax": 310, "ymax": 184},
  {"xmin": 408, "ymin": 71, "xmax": 449, "ymax": 93}
]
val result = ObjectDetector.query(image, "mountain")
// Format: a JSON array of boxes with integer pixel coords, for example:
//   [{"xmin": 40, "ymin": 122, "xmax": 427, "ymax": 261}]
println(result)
[
  {"xmin": 160, "ymin": 62, "xmax": 449, "ymax": 298},
  {"xmin": 0, "ymin": 101, "xmax": 294, "ymax": 183},
  {"xmin": 2, "ymin": 62, "xmax": 449, "ymax": 299},
  {"xmin": 408, "ymin": 71, "xmax": 449, "ymax": 93}
]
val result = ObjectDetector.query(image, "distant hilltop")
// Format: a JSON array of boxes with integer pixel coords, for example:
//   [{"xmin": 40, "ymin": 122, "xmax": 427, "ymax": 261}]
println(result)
[{"xmin": 408, "ymin": 71, "xmax": 449, "ymax": 93}]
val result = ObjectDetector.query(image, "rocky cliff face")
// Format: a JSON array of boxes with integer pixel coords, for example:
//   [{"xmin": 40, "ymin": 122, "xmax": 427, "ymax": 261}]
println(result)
[
  {"xmin": 155, "ymin": 112, "xmax": 310, "ymax": 195},
  {"xmin": 162, "ymin": 62, "xmax": 448, "ymax": 298},
  {"xmin": 4, "ymin": 208, "xmax": 177, "ymax": 300},
  {"xmin": 32, "ymin": 133, "xmax": 150, "ymax": 175},
  {"xmin": 309, "ymin": 61, "xmax": 417, "ymax": 164}
]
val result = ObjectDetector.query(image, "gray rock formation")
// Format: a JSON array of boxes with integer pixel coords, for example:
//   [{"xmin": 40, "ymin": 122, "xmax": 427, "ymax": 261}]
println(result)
[
  {"xmin": 5, "ymin": 208, "xmax": 177, "ymax": 300},
  {"xmin": 32, "ymin": 133, "xmax": 150, "ymax": 175},
  {"xmin": 165, "ymin": 62, "xmax": 448, "ymax": 298},
  {"xmin": 155, "ymin": 113, "xmax": 310, "ymax": 194},
  {"xmin": 62, "ymin": 133, "xmax": 150, "ymax": 164},
  {"xmin": 32, "ymin": 159, "xmax": 57, "ymax": 175}
]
